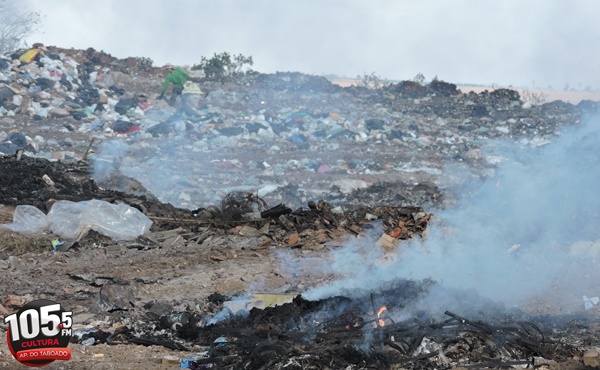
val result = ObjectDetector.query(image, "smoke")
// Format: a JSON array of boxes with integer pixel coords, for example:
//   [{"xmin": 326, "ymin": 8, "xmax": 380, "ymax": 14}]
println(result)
[
  {"xmin": 299, "ymin": 223, "xmax": 390, "ymax": 300},
  {"xmin": 92, "ymin": 135, "xmax": 234, "ymax": 209},
  {"xmin": 303, "ymin": 115, "xmax": 600, "ymax": 308},
  {"xmin": 93, "ymin": 139, "xmax": 129, "ymax": 182},
  {"xmin": 202, "ymin": 293, "xmax": 252, "ymax": 326}
]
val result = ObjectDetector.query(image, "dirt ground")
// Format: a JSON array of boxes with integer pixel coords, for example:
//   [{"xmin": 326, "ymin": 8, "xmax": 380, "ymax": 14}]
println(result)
[
  {"xmin": 0, "ymin": 236, "xmax": 290, "ymax": 369},
  {"xmin": 1, "ymin": 228, "xmax": 598, "ymax": 369},
  {"xmin": 0, "ymin": 227, "xmax": 598, "ymax": 370}
]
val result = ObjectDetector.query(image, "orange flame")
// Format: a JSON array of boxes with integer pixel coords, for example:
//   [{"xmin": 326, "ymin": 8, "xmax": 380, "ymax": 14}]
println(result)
[{"xmin": 377, "ymin": 306, "xmax": 387, "ymax": 327}]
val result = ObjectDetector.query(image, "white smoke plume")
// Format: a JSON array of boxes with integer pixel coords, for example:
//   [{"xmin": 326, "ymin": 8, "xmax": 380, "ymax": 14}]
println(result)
[{"xmin": 303, "ymin": 115, "xmax": 600, "ymax": 309}]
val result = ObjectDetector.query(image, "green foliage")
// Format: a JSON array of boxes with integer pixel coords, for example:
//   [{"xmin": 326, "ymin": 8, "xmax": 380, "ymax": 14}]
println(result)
[
  {"xmin": 0, "ymin": 0, "xmax": 42, "ymax": 55},
  {"xmin": 137, "ymin": 57, "xmax": 154, "ymax": 70},
  {"xmin": 192, "ymin": 52, "xmax": 254, "ymax": 80}
]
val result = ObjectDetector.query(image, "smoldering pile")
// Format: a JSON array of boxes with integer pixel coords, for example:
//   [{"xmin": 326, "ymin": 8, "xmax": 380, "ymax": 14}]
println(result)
[{"xmin": 70, "ymin": 279, "xmax": 595, "ymax": 370}]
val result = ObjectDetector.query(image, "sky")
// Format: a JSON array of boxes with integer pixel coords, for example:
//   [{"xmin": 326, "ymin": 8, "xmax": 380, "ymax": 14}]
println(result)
[{"xmin": 21, "ymin": 0, "xmax": 600, "ymax": 90}]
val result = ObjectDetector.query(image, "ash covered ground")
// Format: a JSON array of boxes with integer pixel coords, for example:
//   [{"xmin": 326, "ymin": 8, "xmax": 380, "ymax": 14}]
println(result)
[{"xmin": 1, "ymin": 47, "xmax": 600, "ymax": 369}]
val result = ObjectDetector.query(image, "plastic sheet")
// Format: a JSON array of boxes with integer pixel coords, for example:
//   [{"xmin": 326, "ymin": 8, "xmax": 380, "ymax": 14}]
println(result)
[
  {"xmin": 0, "ymin": 200, "xmax": 152, "ymax": 241},
  {"xmin": 0, "ymin": 205, "xmax": 48, "ymax": 235},
  {"xmin": 47, "ymin": 200, "xmax": 152, "ymax": 241}
]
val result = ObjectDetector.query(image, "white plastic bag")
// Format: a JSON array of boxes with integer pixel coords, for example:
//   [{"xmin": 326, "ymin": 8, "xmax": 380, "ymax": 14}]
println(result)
[
  {"xmin": 47, "ymin": 200, "xmax": 152, "ymax": 241},
  {"xmin": 0, "ymin": 205, "xmax": 48, "ymax": 235}
]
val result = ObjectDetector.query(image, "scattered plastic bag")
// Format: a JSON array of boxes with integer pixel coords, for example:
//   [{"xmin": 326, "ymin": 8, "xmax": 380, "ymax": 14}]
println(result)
[
  {"xmin": 0, "ymin": 205, "xmax": 48, "ymax": 235},
  {"xmin": 47, "ymin": 200, "xmax": 152, "ymax": 241},
  {"xmin": 0, "ymin": 200, "xmax": 152, "ymax": 241}
]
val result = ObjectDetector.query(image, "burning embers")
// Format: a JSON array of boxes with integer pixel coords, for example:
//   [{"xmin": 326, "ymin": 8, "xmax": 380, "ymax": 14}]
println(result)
[
  {"xmin": 370, "ymin": 292, "xmax": 390, "ymax": 329},
  {"xmin": 376, "ymin": 305, "xmax": 388, "ymax": 327}
]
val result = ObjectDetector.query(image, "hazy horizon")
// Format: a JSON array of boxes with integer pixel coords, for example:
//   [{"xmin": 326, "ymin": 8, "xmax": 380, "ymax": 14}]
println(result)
[{"xmin": 20, "ymin": 0, "xmax": 600, "ymax": 90}]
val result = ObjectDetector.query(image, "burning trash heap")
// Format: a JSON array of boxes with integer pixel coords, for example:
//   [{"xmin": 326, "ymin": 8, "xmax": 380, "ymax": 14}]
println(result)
[{"xmin": 1, "ymin": 45, "xmax": 600, "ymax": 369}]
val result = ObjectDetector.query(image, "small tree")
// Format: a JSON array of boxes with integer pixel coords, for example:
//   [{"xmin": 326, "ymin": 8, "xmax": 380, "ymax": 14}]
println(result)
[
  {"xmin": 412, "ymin": 72, "xmax": 426, "ymax": 85},
  {"xmin": 192, "ymin": 52, "xmax": 254, "ymax": 81},
  {"xmin": 0, "ymin": 0, "xmax": 42, "ymax": 55}
]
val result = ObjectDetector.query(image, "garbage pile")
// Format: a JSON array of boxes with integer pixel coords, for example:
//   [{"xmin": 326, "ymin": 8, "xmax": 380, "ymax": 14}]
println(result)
[
  {"xmin": 0, "ymin": 46, "xmax": 158, "ymax": 123},
  {"xmin": 2, "ymin": 45, "xmax": 599, "ymax": 210},
  {"xmin": 1, "ymin": 45, "xmax": 597, "ymax": 144}
]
